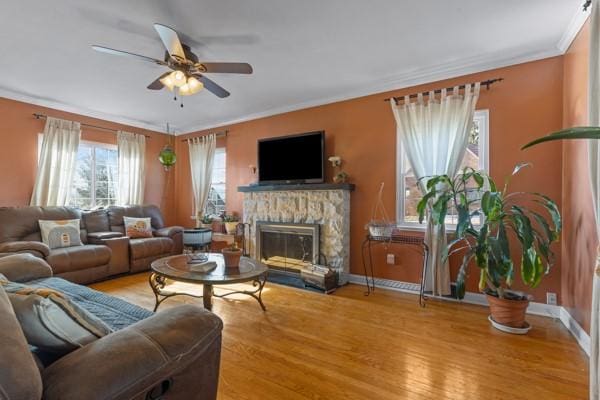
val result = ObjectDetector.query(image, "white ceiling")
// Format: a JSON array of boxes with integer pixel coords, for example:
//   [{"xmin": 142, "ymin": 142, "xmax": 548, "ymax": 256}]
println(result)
[{"xmin": 0, "ymin": 0, "xmax": 585, "ymax": 134}]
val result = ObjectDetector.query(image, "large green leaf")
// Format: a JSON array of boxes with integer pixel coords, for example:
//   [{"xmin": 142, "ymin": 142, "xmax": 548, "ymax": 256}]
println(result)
[{"xmin": 521, "ymin": 127, "xmax": 600, "ymax": 150}]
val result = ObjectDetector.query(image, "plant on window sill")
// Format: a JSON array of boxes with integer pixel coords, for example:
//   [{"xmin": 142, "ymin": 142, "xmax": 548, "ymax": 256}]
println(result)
[{"xmin": 417, "ymin": 164, "xmax": 561, "ymax": 331}]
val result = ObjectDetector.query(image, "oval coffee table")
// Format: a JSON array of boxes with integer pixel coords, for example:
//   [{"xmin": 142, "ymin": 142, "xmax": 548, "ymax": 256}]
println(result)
[{"xmin": 149, "ymin": 253, "xmax": 268, "ymax": 312}]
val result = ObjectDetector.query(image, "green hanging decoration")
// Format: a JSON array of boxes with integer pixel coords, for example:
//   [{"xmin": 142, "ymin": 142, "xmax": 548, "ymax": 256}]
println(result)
[{"xmin": 159, "ymin": 123, "xmax": 177, "ymax": 171}]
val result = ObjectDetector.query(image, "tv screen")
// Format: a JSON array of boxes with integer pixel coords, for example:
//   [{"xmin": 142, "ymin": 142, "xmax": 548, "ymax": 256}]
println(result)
[{"xmin": 258, "ymin": 131, "xmax": 324, "ymax": 184}]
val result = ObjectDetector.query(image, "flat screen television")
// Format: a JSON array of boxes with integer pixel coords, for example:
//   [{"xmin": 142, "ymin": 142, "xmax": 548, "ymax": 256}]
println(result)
[{"xmin": 258, "ymin": 131, "xmax": 325, "ymax": 184}]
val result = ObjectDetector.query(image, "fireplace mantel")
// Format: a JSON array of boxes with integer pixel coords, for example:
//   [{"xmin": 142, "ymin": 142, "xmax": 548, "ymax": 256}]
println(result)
[
  {"xmin": 238, "ymin": 183, "xmax": 355, "ymax": 192},
  {"xmin": 240, "ymin": 185, "xmax": 352, "ymax": 285}
]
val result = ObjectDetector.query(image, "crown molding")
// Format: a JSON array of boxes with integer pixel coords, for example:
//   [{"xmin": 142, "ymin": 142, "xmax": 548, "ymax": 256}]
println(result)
[
  {"xmin": 0, "ymin": 86, "xmax": 171, "ymax": 134},
  {"xmin": 557, "ymin": 4, "xmax": 590, "ymax": 53},
  {"xmin": 178, "ymin": 46, "xmax": 562, "ymax": 134}
]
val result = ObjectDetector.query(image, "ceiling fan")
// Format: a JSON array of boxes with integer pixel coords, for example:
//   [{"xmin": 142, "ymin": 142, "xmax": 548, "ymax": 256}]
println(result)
[{"xmin": 92, "ymin": 23, "xmax": 253, "ymax": 101}]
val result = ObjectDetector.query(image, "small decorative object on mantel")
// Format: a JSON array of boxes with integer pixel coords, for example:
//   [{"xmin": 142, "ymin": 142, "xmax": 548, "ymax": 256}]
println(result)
[
  {"xmin": 328, "ymin": 155, "xmax": 349, "ymax": 183},
  {"xmin": 222, "ymin": 212, "xmax": 240, "ymax": 234},
  {"xmin": 222, "ymin": 243, "xmax": 243, "ymax": 269}
]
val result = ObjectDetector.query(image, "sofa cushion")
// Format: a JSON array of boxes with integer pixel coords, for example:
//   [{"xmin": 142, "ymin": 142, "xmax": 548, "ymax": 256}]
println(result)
[
  {"xmin": 108, "ymin": 205, "xmax": 165, "ymax": 234},
  {"xmin": 123, "ymin": 216, "xmax": 153, "ymax": 238},
  {"xmin": 130, "ymin": 237, "xmax": 173, "ymax": 260},
  {"xmin": 82, "ymin": 210, "xmax": 110, "ymax": 233},
  {"xmin": 0, "ymin": 206, "xmax": 83, "ymax": 243},
  {"xmin": 47, "ymin": 245, "xmax": 111, "ymax": 274},
  {"xmin": 39, "ymin": 219, "xmax": 83, "ymax": 249},
  {"xmin": 0, "ymin": 284, "xmax": 43, "ymax": 399},
  {"xmin": 3, "ymin": 281, "xmax": 112, "ymax": 356}
]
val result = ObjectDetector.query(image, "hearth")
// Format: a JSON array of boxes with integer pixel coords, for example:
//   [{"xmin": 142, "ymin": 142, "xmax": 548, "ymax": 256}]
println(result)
[{"xmin": 256, "ymin": 222, "xmax": 319, "ymax": 273}]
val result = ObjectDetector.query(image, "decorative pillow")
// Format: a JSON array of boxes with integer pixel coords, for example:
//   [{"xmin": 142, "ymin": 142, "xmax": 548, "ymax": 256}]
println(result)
[
  {"xmin": 38, "ymin": 219, "xmax": 83, "ymax": 249},
  {"xmin": 1, "ymin": 279, "xmax": 112, "ymax": 355},
  {"xmin": 123, "ymin": 216, "xmax": 153, "ymax": 238}
]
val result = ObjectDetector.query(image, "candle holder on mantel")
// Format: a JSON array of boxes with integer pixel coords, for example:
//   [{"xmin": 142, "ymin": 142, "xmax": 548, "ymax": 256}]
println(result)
[
  {"xmin": 328, "ymin": 156, "xmax": 348, "ymax": 184},
  {"xmin": 248, "ymin": 164, "xmax": 257, "ymax": 184}
]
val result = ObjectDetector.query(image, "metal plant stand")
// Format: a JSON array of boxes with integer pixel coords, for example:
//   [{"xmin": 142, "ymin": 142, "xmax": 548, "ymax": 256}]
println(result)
[{"xmin": 361, "ymin": 234, "xmax": 429, "ymax": 307}]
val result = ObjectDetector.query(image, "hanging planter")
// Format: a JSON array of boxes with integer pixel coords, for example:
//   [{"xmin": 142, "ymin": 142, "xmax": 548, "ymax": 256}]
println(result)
[{"xmin": 159, "ymin": 145, "xmax": 176, "ymax": 171}]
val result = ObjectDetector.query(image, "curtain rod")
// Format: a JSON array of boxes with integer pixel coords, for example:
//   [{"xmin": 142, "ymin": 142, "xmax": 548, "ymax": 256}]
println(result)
[
  {"xmin": 32, "ymin": 113, "xmax": 151, "ymax": 138},
  {"xmin": 180, "ymin": 130, "xmax": 228, "ymax": 142},
  {"xmin": 384, "ymin": 78, "xmax": 504, "ymax": 104},
  {"xmin": 584, "ymin": 0, "xmax": 591, "ymax": 12}
]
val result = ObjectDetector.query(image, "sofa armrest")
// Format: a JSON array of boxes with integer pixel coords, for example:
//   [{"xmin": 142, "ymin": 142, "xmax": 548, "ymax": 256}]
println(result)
[
  {"xmin": 154, "ymin": 226, "xmax": 184, "ymax": 238},
  {"xmin": 42, "ymin": 305, "xmax": 223, "ymax": 400},
  {"xmin": 0, "ymin": 254, "xmax": 53, "ymax": 282},
  {"xmin": 103, "ymin": 237, "xmax": 130, "ymax": 276},
  {"xmin": 0, "ymin": 241, "xmax": 50, "ymax": 258},
  {"xmin": 87, "ymin": 231, "xmax": 124, "ymax": 245}
]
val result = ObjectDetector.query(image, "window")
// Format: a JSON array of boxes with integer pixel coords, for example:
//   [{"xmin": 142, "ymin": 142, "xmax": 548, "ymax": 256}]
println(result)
[
  {"xmin": 70, "ymin": 142, "xmax": 118, "ymax": 208},
  {"xmin": 205, "ymin": 148, "xmax": 226, "ymax": 216},
  {"xmin": 396, "ymin": 109, "xmax": 489, "ymax": 229}
]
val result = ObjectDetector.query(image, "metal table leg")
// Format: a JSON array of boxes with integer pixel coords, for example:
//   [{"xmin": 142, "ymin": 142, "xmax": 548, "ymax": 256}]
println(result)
[{"xmin": 213, "ymin": 272, "xmax": 268, "ymax": 311}]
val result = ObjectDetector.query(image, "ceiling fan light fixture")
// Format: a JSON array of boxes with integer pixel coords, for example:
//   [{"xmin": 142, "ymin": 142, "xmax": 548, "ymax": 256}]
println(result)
[
  {"xmin": 186, "ymin": 76, "xmax": 204, "ymax": 94},
  {"xmin": 159, "ymin": 74, "xmax": 175, "ymax": 91},
  {"xmin": 172, "ymin": 70, "xmax": 187, "ymax": 87}
]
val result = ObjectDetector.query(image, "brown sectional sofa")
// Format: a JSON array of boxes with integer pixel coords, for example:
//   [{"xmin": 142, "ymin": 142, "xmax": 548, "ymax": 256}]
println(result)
[{"xmin": 0, "ymin": 205, "xmax": 183, "ymax": 284}]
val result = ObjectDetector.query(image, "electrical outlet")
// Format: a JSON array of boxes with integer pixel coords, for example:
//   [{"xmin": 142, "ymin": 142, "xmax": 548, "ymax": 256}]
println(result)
[
  {"xmin": 546, "ymin": 292, "xmax": 557, "ymax": 306},
  {"xmin": 386, "ymin": 254, "xmax": 395, "ymax": 265}
]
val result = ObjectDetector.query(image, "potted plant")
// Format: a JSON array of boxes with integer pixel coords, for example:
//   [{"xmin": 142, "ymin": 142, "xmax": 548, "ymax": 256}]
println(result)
[
  {"xmin": 416, "ymin": 164, "xmax": 561, "ymax": 332},
  {"xmin": 199, "ymin": 214, "xmax": 213, "ymax": 230},
  {"xmin": 222, "ymin": 242, "xmax": 243, "ymax": 269},
  {"xmin": 223, "ymin": 213, "xmax": 240, "ymax": 235}
]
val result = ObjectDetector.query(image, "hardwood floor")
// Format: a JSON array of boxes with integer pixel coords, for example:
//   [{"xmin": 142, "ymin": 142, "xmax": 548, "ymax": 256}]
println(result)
[{"xmin": 91, "ymin": 274, "xmax": 589, "ymax": 400}]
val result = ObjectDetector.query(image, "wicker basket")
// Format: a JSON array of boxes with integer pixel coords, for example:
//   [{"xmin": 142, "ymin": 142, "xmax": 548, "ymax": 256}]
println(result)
[
  {"xmin": 367, "ymin": 183, "xmax": 394, "ymax": 238},
  {"xmin": 367, "ymin": 222, "xmax": 394, "ymax": 238}
]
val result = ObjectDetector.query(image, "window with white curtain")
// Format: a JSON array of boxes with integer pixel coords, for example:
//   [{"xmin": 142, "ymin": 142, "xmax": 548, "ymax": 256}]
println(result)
[
  {"xmin": 70, "ymin": 142, "xmax": 118, "ymax": 208},
  {"xmin": 37, "ymin": 135, "xmax": 118, "ymax": 209},
  {"xmin": 396, "ymin": 109, "xmax": 489, "ymax": 229},
  {"xmin": 205, "ymin": 147, "xmax": 226, "ymax": 215}
]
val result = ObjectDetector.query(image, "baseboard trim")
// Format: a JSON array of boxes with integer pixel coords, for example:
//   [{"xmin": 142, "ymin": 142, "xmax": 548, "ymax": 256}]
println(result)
[
  {"xmin": 347, "ymin": 274, "xmax": 590, "ymax": 355},
  {"xmin": 559, "ymin": 307, "xmax": 591, "ymax": 357}
]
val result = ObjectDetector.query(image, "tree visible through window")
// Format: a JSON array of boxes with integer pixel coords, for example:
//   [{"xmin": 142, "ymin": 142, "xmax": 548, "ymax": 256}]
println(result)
[
  {"xmin": 70, "ymin": 142, "xmax": 118, "ymax": 208},
  {"xmin": 398, "ymin": 110, "xmax": 489, "ymax": 228},
  {"xmin": 205, "ymin": 148, "xmax": 226, "ymax": 216}
]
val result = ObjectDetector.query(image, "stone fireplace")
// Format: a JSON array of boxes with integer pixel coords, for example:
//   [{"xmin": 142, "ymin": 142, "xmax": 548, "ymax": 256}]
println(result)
[{"xmin": 239, "ymin": 183, "xmax": 354, "ymax": 284}]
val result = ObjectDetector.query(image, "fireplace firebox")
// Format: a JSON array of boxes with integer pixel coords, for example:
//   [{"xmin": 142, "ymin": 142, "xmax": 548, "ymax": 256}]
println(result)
[{"xmin": 256, "ymin": 222, "xmax": 319, "ymax": 273}]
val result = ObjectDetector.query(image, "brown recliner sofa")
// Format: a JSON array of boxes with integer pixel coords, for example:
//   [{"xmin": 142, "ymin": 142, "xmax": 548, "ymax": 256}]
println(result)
[
  {"xmin": 0, "ymin": 255, "xmax": 222, "ymax": 400},
  {"xmin": 107, "ymin": 205, "xmax": 184, "ymax": 273},
  {"xmin": 0, "ymin": 205, "xmax": 183, "ymax": 284}
]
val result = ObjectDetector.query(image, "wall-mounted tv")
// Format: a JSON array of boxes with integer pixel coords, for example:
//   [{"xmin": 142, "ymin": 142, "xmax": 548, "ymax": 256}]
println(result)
[{"xmin": 258, "ymin": 131, "xmax": 325, "ymax": 185}]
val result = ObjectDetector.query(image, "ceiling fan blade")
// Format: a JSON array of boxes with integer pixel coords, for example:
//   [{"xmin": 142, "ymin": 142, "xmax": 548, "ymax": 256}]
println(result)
[
  {"xmin": 91, "ymin": 45, "xmax": 166, "ymax": 65},
  {"xmin": 194, "ymin": 74, "xmax": 230, "ymax": 98},
  {"xmin": 147, "ymin": 72, "xmax": 171, "ymax": 90},
  {"xmin": 153, "ymin": 23, "xmax": 186, "ymax": 60},
  {"xmin": 196, "ymin": 62, "xmax": 253, "ymax": 74}
]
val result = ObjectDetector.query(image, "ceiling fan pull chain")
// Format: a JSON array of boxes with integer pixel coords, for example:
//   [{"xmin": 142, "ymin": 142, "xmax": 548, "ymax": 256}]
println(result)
[{"xmin": 173, "ymin": 87, "xmax": 178, "ymax": 101}]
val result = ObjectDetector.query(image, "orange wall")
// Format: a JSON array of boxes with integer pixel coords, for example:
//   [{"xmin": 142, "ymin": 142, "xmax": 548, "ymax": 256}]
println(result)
[
  {"xmin": 0, "ymin": 97, "xmax": 176, "ymax": 224},
  {"xmin": 176, "ymin": 57, "xmax": 565, "ymax": 302},
  {"xmin": 562, "ymin": 21, "xmax": 596, "ymax": 333}
]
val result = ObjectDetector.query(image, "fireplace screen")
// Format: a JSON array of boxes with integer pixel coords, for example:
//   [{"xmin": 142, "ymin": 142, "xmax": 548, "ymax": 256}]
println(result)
[{"xmin": 257, "ymin": 222, "xmax": 319, "ymax": 273}]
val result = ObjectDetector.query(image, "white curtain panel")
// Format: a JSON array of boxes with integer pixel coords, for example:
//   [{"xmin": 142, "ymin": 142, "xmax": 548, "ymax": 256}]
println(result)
[
  {"xmin": 117, "ymin": 131, "xmax": 146, "ymax": 205},
  {"xmin": 30, "ymin": 117, "xmax": 81, "ymax": 206},
  {"xmin": 390, "ymin": 83, "xmax": 480, "ymax": 296},
  {"xmin": 188, "ymin": 134, "xmax": 216, "ymax": 225},
  {"xmin": 589, "ymin": 1, "xmax": 600, "ymax": 398}
]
